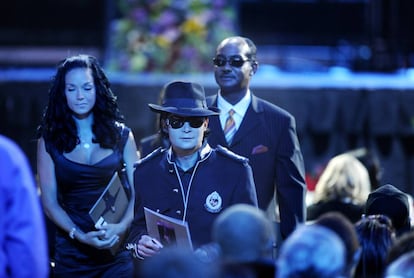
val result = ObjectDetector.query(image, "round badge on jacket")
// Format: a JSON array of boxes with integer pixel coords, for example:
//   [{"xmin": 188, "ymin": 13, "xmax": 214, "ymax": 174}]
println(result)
[{"xmin": 204, "ymin": 191, "xmax": 222, "ymax": 213}]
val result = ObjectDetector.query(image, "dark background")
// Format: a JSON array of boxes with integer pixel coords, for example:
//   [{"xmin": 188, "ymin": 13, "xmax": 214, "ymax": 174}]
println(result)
[
  {"xmin": 1, "ymin": 0, "xmax": 414, "ymax": 194},
  {"xmin": 2, "ymin": 0, "xmax": 414, "ymax": 70}
]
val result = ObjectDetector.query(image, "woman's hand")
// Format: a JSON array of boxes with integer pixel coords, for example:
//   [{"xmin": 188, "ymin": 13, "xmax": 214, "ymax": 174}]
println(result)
[
  {"xmin": 76, "ymin": 229, "xmax": 120, "ymax": 250},
  {"xmin": 96, "ymin": 222, "xmax": 126, "ymax": 240}
]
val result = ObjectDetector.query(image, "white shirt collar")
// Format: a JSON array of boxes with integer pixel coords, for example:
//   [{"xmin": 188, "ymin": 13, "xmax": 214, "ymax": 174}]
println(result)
[{"xmin": 217, "ymin": 90, "xmax": 251, "ymax": 130}]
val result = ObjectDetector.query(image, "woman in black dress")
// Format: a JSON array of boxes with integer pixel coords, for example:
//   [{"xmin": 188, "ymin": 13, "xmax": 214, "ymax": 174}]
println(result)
[{"xmin": 36, "ymin": 54, "xmax": 139, "ymax": 277}]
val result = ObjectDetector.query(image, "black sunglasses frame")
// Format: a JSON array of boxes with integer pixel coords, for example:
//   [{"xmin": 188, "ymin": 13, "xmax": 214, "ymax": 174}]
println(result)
[
  {"xmin": 167, "ymin": 116, "xmax": 206, "ymax": 129},
  {"xmin": 213, "ymin": 55, "xmax": 250, "ymax": 68}
]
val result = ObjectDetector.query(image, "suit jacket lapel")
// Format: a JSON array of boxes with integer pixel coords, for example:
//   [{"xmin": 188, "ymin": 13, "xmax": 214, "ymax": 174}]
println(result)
[
  {"xmin": 207, "ymin": 94, "xmax": 263, "ymax": 147},
  {"xmin": 230, "ymin": 95, "xmax": 263, "ymax": 146},
  {"xmin": 208, "ymin": 114, "xmax": 226, "ymax": 145},
  {"xmin": 207, "ymin": 95, "xmax": 227, "ymax": 146}
]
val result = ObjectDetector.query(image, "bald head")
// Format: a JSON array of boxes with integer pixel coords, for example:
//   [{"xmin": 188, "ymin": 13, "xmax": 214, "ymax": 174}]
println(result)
[
  {"xmin": 217, "ymin": 36, "xmax": 257, "ymax": 63},
  {"xmin": 277, "ymin": 224, "xmax": 346, "ymax": 278},
  {"xmin": 212, "ymin": 204, "xmax": 274, "ymax": 262}
]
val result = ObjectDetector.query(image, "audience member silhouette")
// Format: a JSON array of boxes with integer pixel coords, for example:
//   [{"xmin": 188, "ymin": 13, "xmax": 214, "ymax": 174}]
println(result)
[
  {"xmin": 386, "ymin": 229, "xmax": 414, "ymax": 265},
  {"xmin": 212, "ymin": 204, "xmax": 276, "ymax": 278},
  {"xmin": 384, "ymin": 250, "xmax": 414, "ymax": 278},
  {"xmin": 276, "ymin": 224, "xmax": 346, "ymax": 278},
  {"xmin": 0, "ymin": 135, "xmax": 49, "ymax": 278},
  {"xmin": 346, "ymin": 147, "xmax": 382, "ymax": 191},
  {"xmin": 354, "ymin": 214, "xmax": 396, "ymax": 278},
  {"xmin": 314, "ymin": 212, "xmax": 361, "ymax": 277},
  {"xmin": 137, "ymin": 246, "xmax": 218, "ymax": 278},
  {"xmin": 365, "ymin": 184, "xmax": 411, "ymax": 237},
  {"xmin": 307, "ymin": 153, "xmax": 371, "ymax": 223}
]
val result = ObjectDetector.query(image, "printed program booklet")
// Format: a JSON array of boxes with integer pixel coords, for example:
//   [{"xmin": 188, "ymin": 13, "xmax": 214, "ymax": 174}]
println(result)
[
  {"xmin": 89, "ymin": 172, "xmax": 128, "ymax": 254},
  {"xmin": 144, "ymin": 207, "xmax": 193, "ymax": 251}
]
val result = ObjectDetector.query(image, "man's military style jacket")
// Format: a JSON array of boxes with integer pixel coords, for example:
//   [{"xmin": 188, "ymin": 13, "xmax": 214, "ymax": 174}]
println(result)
[{"xmin": 128, "ymin": 143, "xmax": 258, "ymax": 248}]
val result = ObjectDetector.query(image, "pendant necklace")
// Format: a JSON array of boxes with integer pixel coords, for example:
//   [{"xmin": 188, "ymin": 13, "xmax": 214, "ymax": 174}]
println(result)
[
  {"xmin": 78, "ymin": 134, "xmax": 93, "ymax": 149},
  {"xmin": 82, "ymin": 141, "xmax": 91, "ymax": 149}
]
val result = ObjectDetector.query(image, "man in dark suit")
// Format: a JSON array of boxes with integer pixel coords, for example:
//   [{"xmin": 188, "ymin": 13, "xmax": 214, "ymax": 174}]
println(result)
[{"xmin": 207, "ymin": 36, "xmax": 306, "ymax": 239}]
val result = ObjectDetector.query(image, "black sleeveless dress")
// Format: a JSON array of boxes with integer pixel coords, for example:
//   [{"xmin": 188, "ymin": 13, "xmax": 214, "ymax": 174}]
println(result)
[{"xmin": 46, "ymin": 125, "xmax": 133, "ymax": 277}]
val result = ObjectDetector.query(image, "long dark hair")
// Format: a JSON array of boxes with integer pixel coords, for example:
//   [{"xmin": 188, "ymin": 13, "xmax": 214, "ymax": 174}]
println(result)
[
  {"xmin": 355, "ymin": 214, "xmax": 395, "ymax": 278},
  {"xmin": 36, "ymin": 54, "xmax": 125, "ymax": 153}
]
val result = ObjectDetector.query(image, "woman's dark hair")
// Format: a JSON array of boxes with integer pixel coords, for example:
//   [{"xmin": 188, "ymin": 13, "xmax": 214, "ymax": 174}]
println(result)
[
  {"xmin": 355, "ymin": 214, "xmax": 395, "ymax": 278},
  {"xmin": 36, "ymin": 54, "xmax": 124, "ymax": 153}
]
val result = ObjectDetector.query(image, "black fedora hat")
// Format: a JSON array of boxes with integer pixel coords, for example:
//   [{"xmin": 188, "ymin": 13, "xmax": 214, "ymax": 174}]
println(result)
[{"xmin": 148, "ymin": 81, "xmax": 220, "ymax": 117}]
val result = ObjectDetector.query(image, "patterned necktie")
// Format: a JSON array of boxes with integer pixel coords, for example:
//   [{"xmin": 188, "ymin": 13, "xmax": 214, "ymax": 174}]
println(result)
[{"xmin": 224, "ymin": 109, "xmax": 236, "ymax": 144}]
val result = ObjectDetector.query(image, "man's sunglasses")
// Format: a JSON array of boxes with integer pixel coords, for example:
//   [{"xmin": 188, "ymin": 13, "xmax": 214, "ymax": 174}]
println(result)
[
  {"xmin": 213, "ymin": 55, "xmax": 250, "ymax": 68},
  {"xmin": 167, "ymin": 116, "xmax": 206, "ymax": 129}
]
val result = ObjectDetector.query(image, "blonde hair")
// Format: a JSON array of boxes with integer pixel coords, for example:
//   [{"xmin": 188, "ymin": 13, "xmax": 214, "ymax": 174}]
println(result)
[{"xmin": 313, "ymin": 153, "xmax": 371, "ymax": 205}]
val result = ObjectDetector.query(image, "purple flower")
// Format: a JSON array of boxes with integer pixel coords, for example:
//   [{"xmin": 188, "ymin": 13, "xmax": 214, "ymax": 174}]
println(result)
[{"xmin": 131, "ymin": 8, "xmax": 149, "ymax": 25}]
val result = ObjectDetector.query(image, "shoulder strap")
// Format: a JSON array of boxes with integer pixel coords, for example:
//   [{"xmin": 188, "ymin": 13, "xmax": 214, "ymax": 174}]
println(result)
[
  {"xmin": 117, "ymin": 123, "xmax": 131, "ymax": 168},
  {"xmin": 117, "ymin": 123, "xmax": 132, "ymax": 200},
  {"xmin": 118, "ymin": 123, "xmax": 130, "ymax": 153}
]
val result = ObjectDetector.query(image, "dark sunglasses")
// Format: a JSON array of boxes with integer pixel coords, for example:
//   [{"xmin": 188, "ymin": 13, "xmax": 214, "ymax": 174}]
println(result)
[
  {"xmin": 167, "ymin": 116, "xmax": 206, "ymax": 129},
  {"xmin": 213, "ymin": 55, "xmax": 250, "ymax": 68}
]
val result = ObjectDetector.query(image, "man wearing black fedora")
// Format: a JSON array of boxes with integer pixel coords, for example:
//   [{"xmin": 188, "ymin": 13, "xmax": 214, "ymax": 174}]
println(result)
[{"xmin": 127, "ymin": 81, "xmax": 258, "ymax": 260}]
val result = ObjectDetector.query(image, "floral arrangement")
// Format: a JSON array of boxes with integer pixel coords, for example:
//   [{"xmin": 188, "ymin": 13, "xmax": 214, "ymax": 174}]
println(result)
[{"xmin": 107, "ymin": 0, "xmax": 237, "ymax": 73}]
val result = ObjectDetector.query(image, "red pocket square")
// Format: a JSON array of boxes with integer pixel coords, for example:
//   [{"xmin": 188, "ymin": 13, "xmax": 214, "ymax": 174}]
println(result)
[{"xmin": 251, "ymin": 144, "xmax": 269, "ymax": 155}]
